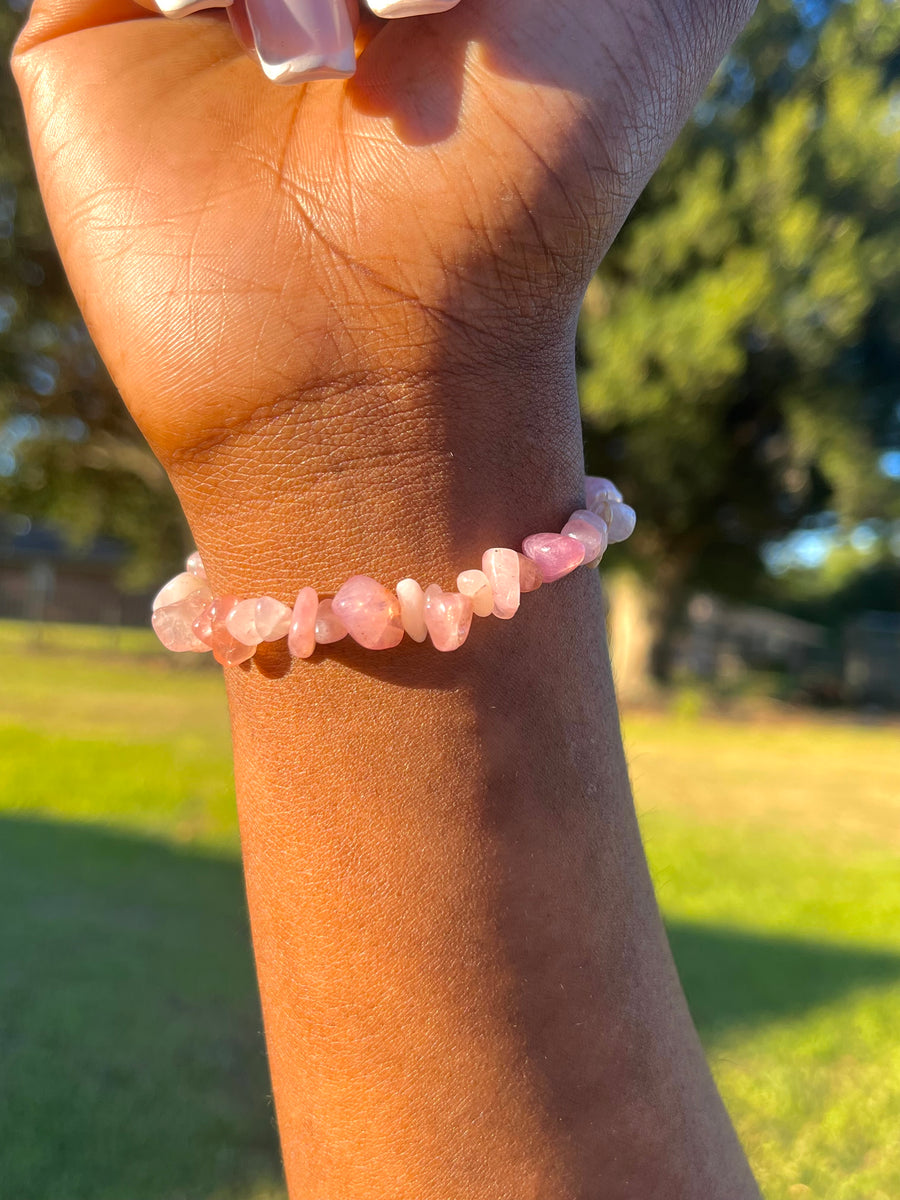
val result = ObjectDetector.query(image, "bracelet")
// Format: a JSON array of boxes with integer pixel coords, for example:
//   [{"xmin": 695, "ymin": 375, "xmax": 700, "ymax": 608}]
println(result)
[{"xmin": 151, "ymin": 477, "xmax": 636, "ymax": 664}]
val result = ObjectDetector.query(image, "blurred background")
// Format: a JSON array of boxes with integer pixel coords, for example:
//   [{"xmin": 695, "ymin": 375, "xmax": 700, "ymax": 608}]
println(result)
[{"xmin": 1, "ymin": 1, "xmax": 899, "ymax": 1197}]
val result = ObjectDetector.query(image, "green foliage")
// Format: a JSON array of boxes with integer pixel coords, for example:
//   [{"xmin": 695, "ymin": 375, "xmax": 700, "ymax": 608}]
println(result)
[
  {"xmin": 3, "ymin": 626, "xmax": 900, "ymax": 1197},
  {"xmin": 580, "ymin": 0, "xmax": 900, "ymax": 630},
  {"xmin": 0, "ymin": 0, "xmax": 186, "ymax": 586},
  {"xmin": 2, "ymin": 0, "xmax": 899, "ymax": 605}
]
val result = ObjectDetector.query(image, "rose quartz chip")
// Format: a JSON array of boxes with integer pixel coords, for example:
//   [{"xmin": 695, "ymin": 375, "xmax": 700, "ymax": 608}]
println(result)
[
  {"xmin": 191, "ymin": 595, "xmax": 254, "ymax": 665},
  {"xmin": 185, "ymin": 551, "xmax": 207, "ymax": 580},
  {"xmin": 152, "ymin": 591, "xmax": 211, "ymax": 652},
  {"xmin": 333, "ymin": 576, "xmax": 404, "ymax": 650},
  {"xmin": 516, "ymin": 554, "xmax": 543, "ymax": 593},
  {"xmin": 314, "ymin": 598, "xmax": 347, "ymax": 644},
  {"xmin": 225, "ymin": 598, "xmax": 261, "ymax": 646},
  {"xmin": 562, "ymin": 509, "xmax": 609, "ymax": 564},
  {"xmin": 424, "ymin": 586, "xmax": 473, "ymax": 651},
  {"xmin": 456, "ymin": 569, "xmax": 493, "ymax": 617},
  {"xmin": 210, "ymin": 626, "xmax": 257, "ymax": 667},
  {"xmin": 288, "ymin": 587, "xmax": 318, "ymax": 659},
  {"xmin": 607, "ymin": 501, "xmax": 637, "ymax": 544},
  {"xmin": 481, "ymin": 548, "xmax": 520, "ymax": 619},
  {"xmin": 521, "ymin": 533, "xmax": 585, "ymax": 582},
  {"xmin": 152, "ymin": 571, "xmax": 209, "ymax": 612},
  {"xmin": 191, "ymin": 595, "xmax": 239, "ymax": 647},
  {"xmin": 396, "ymin": 578, "xmax": 427, "ymax": 643},
  {"xmin": 255, "ymin": 595, "xmax": 292, "ymax": 641}
]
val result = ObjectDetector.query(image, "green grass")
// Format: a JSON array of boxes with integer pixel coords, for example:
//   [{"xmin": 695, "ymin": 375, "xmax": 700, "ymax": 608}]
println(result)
[{"xmin": 2, "ymin": 621, "xmax": 899, "ymax": 1199}]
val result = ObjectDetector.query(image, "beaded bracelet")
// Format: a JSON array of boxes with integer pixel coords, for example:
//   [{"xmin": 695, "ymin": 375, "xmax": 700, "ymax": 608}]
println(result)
[{"xmin": 151, "ymin": 477, "xmax": 636, "ymax": 664}]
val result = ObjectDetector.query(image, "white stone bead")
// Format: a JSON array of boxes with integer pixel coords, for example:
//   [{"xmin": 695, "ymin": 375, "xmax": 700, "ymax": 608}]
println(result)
[
  {"xmin": 254, "ymin": 596, "xmax": 292, "ymax": 641},
  {"xmin": 396, "ymin": 578, "xmax": 428, "ymax": 643},
  {"xmin": 607, "ymin": 502, "xmax": 637, "ymax": 544},
  {"xmin": 456, "ymin": 569, "xmax": 494, "ymax": 617},
  {"xmin": 225, "ymin": 598, "xmax": 261, "ymax": 646},
  {"xmin": 152, "ymin": 572, "xmax": 209, "ymax": 612}
]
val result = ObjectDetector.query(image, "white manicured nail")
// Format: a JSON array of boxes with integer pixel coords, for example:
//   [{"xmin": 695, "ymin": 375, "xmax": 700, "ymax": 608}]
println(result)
[
  {"xmin": 244, "ymin": 0, "xmax": 356, "ymax": 83},
  {"xmin": 365, "ymin": 0, "xmax": 460, "ymax": 16},
  {"xmin": 156, "ymin": 0, "xmax": 232, "ymax": 19}
]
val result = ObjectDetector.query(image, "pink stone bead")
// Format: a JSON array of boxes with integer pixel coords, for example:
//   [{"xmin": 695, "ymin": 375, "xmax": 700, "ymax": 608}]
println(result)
[
  {"xmin": 225, "ymin": 598, "xmax": 261, "ymax": 646},
  {"xmin": 456, "ymin": 569, "xmax": 493, "ymax": 618},
  {"xmin": 314, "ymin": 598, "xmax": 348, "ymax": 644},
  {"xmin": 152, "ymin": 571, "xmax": 209, "ymax": 612},
  {"xmin": 333, "ymin": 576, "xmax": 404, "ymax": 650},
  {"xmin": 521, "ymin": 533, "xmax": 585, "ymax": 582},
  {"xmin": 288, "ymin": 586, "xmax": 318, "ymax": 659},
  {"xmin": 562, "ymin": 508, "xmax": 609, "ymax": 564},
  {"xmin": 255, "ymin": 595, "xmax": 292, "ymax": 641},
  {"xmin": 607, "ymin": 501, "xmax": 637, "ymax": 544},
  {"xmin": 481, "ymin": 548, "xmax": 520, "ymax": 620},
  {"xmin": 396, "ymin": 578, "xmax": 428, "ymax": 643},
  {"xmin": 423, "ymin": 585, "xmax": 473, "ymax": 652},
  {"xmin": 152, "ymin": 591, "xmax": 211, "ymax": 652},
  {"xmin": 210, "ymin": 625, "xmax": 257, "ymax": 667},
  {"xmin": 192, "ymin": 595, "xmax": 239, "ymax": 648},
  {"xmin": 185, "ymin": 551, "xmax": 207, "ymax": 580},
  {"xmin": 191, "ymin": 595, "xmax": 254, "ymax": 665},
  {"xmin": 516, "ymin": 553, "xmax": 543, "ymax": 594}
]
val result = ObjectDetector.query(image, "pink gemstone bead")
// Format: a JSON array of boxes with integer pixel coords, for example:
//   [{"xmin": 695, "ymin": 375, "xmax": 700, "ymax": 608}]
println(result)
[
  {"xmin": 481, "ymin": 548, "xmax": 520, "ymax": 620},
  {"xmin": 192, "ymin": 595, "xmax": 239, "ymax": 648},
  {"xmin": 456, "ymin": 569, "xmax": 493, "ymax": 618},
  {"xmin": 288, "ymin": 587, "xmax": 318, "ymax": 659},
  {"xmin": 516, "ymin": 553, "xmax": 543, "ymax": 594},
  {"xmin": 255, "ymin": 595, "xmax": 292, "ymax": 641},
  {"xmin": 210, "ymin": 626, "xmax": 257, "ymax": 667},
  {"xmin": 423, "ymin": 586, "xmax": 473, "ymax": 652},
  {"xmin": 521, "ymin": 533, "xmax": 585, "ymax": 582},
  {"xmin": 191, "ymin": 595, "xmax": 254, "ymax": 665},
  {"xmin": 314, "ymin": 597, "xmax": 348, "ymax": 644},
  {"xmin": 185, "ymin": 551, "xmax": 207, "ymax": 580},
  {"xmin": 607, "ymin": 501, "xmax": 637, "ymax": 544},
  {"xmin": 562, "ymin": 509, "xmax": 609, "ymax": 564},
  {"xmin": 152, "ymin": 591, "xmax": 211, "ymax": 652},
  {"xmin": 396, "ymin": 578, "xmax": 428, "ymax": 643},
  {"xmin": 152, "ymin": 571, "xmax": 209, "ymax": 612},
  {"xmin": 225, "ymin": 598, "xmax": 261, "ymax": 646},
  {"xmin": 332, "ymin": 576, "xmax": 404, "ymax": 650}
]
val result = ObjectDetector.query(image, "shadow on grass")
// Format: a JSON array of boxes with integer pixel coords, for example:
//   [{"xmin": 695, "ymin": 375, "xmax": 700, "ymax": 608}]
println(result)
[
  {"xmin": 0, "ymin": 816, "xmax": 283, "ymax": 1200},
  {"xmin": 4, "ymin": 814, "xmax": 900, "ymax": 1200},
  {"xmin": 668, "ymin": 921, "xmax": 900, "ymax": 1040}
]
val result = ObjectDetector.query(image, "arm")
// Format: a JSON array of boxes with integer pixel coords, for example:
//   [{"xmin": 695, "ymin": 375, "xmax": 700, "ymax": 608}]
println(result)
[
  {"xmin": 13, "ymin": 0, "xmax": 762, "ymax": 1193},
  {"xmin": 176, "ymin": 365, "xmax": 762, "ymax": 1199}
]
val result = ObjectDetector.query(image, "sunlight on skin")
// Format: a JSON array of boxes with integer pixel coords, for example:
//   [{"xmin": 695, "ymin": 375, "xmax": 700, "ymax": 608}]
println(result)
[
  {"xmin": 4, "ymin": 625, "xmax": 898, "ymax": 1197},
  {"xmin": 11, "ymin": 4, "xmax": 767, "ymax": 1199},
  {"xmin": 13, "ymin": 0, "xmax": 756, "ymax": 460}
]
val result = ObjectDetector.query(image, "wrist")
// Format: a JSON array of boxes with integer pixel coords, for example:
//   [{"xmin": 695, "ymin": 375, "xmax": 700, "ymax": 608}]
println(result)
[{"xmin": 167, "ymin": 348, "xmax": 587, "ymax": 603}]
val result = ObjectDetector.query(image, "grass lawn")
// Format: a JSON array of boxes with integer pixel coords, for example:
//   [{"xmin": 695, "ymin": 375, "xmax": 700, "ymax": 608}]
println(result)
[{"xmin": 1, "ymin": 621, "xmax": 898, "ymax": 1200}]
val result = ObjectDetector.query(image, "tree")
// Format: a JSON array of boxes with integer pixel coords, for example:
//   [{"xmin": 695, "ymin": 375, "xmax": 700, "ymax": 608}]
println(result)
[
  {"xmin": 580, "ymin": 0, "xmax": 900, "ymax": 679},
  {"xmin": 2, "ymin": 0, "xmax": 899, "ymax": 620},
  {"xmin": 0, "ymin": 0, "xmax": 186, "ymax": 587}
]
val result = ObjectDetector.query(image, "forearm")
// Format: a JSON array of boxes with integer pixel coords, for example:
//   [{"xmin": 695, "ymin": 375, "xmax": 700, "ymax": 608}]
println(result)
[{"xmin": 170, "ymin": 351, "xmax": 759, "ymax": 1199}]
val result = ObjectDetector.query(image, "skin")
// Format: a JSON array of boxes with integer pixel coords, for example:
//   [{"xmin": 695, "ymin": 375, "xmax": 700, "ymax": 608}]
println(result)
[{"xmin": 13, "ymin": 1, "xmax": 763, "ymax": 1196}]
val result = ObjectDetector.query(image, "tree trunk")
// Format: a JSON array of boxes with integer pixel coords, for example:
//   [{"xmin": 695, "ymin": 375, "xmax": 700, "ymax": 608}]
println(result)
[{"xmin": 647, "ymin": 559, "xmax": 692, "ymax": 685}]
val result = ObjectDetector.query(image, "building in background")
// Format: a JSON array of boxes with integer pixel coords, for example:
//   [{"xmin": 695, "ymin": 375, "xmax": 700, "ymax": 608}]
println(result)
[{"xmin": 0, "ymin": 517, "xmax": 152, "ymax": 626}]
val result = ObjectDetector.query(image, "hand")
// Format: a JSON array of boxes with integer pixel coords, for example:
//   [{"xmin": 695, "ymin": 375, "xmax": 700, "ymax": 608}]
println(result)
[
  {"xmin": 13, "ymin": 13, "xmax": 765, "ymax": 1197},
  {"xmin": 13, "ymin": 0, "xmax": 755, "ymax": 469}
]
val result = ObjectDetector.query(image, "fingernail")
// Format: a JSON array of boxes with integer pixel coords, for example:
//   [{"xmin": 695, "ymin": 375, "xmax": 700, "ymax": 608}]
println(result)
[
  {"xmin": 364, "ymin": 0, "xmax": 459, "ymax": 17},
  {"xmin": 244, "ymin": 0, "xmax": 356, "ymax": 84},
  {"xmin": 157, "ymin": 0, "xmax": 232, "ymax": 19}
]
